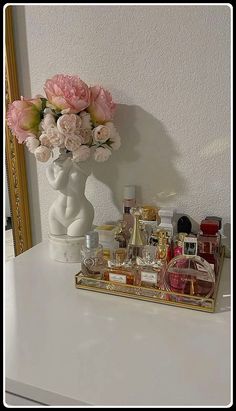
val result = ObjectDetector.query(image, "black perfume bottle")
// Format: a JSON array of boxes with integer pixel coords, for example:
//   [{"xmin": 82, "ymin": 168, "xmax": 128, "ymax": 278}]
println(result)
[{"xmin": 177, "ymin": 216, "xmax": 192, "ymax": 235}]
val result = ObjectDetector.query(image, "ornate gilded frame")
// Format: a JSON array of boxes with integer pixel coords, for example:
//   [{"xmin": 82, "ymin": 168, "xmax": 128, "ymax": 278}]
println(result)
[{"xmin": 5, "ymin": 6, "xmax": 32, "ymax": 255}]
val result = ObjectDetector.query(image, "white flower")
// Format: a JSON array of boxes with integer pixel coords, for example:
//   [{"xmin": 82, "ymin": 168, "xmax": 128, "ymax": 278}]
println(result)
[
  {"xmin": 94, "ymin": 146, "xmax": 112, "ymax": 162},
  {"xmin": 25, "ymin": 136, "xmax": 40, "ymax": 153},
  {"xmin": 110, "ymin": 131, "xmax": 121, "ymax": 150},
  {"xmin": 41, "ymin": 113, "xmax": 56, "ymax": 131},
  {"xmin": 65, "ymin": 134, "xmax": 82, "ymax": 152},
  {"xmin": 78, "ymin": 129, "xmax": 92, "ymax": 144},
  {"xmin": 39, "ymin": 133, "xmax": 53, "ymax": 148},
  {"xmin": 47, "ymin": 126, "xmax": 65, "ymax": 147},
  {"xmin": 34, "ymin": 146, "xmax": 52, "ymax": 162},
  {"xmin": 93, "ymin": 125, "xmax": 110, "ymax": 143},
  {"xmin": 73, "ymin": 145, "xmax": 91, "ymax": 162},
  {"xmin": 57, "ymin": 114, "xmax": 78, "ymax": 134},
  {"xmin": 105, "ymin": 121, "xmax": 121, "ymax": 150},
  {"xmin": 79, "ymin": 111, "xmax": 92, "ymax": 130}
]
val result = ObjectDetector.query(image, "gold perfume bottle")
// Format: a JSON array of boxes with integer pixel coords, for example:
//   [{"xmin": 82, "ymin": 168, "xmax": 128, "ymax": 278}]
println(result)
[
  {"xmin": 156, "ymin": 230, "xmax": 171, "ymax": 262},
  {"xmin": 128, "ymin": 207, "xmax": 145, "ymax": 261}
]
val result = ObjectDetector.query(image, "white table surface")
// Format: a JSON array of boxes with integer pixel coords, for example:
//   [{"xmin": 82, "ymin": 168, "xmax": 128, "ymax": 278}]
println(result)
[{"xmin": 5, "ymin": 242, "xmax": 231, "ymax": 406}]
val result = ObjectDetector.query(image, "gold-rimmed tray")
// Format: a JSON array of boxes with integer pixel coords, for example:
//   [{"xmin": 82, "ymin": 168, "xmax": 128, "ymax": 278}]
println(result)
[{"xmin": 75, "ymin": 247, "xmax": 225, "ymax": 313}]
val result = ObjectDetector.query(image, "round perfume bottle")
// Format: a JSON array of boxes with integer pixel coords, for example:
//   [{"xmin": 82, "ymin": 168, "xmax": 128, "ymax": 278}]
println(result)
[{"xmin": 163, "ymin": 254, "xmax": 215, "ymax": 299}]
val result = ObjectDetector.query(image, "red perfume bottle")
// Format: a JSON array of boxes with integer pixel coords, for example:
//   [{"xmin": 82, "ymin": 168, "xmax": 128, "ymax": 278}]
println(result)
[{"xmin": 197, "ymin": 219, "xmax": 220, "ymax": 274}]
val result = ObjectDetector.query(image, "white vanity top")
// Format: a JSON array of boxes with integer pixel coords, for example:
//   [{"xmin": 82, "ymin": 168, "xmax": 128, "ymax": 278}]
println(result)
[{"xmin": 5, "ymin": 242, "xmax": 231, "ymax": 406}]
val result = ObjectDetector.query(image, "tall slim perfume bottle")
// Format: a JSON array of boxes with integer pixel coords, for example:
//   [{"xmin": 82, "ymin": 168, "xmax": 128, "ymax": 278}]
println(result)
[
  {"xmin": 127, "ymin": 207, "xmax": 145, "ymax": 261},
  {"xmin": 81, "ymin": 231, "xmax": 105, "ymax": 279},
  {"xmin": 123, "ymin": 185, "xmax": 136, "ymax": 233}
]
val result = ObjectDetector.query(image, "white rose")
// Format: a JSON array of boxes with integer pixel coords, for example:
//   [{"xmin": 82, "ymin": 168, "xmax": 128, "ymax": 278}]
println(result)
[
  {"xmin": 104, "ymin": 122, "xmax": 121, "ymax": 150},
  {"xmin": 34, "ymin": 146, "xmax": 52, "ymax": 162},
  {"xmin": 65, "ymin": 134, "xmax": 82, "ymax": 152},
  {"xmin": 73, "ymin": 145, "xmax": 91, "ymax": 162},
  {"xmin": 78, "ymin": 129, "xmax": 92, "ymax": 144},
  {"xmin": 79, "ymin": 111, "xmax": 92, "ymax": 130},
  {"xmin": 110, "ymin": 131, "xmax": 121, "ymax": 150},
  {"xmin": 39, "ymin": 133, "xmax": 53, "ymax": 148},
  {"xmin": 47, "ymin": 126, "xmax": 65, "ymax": 147},
  {"xmin": 57, "ymin": 114, "xmax": 78, "ymax": 134},
  {"xmin": 94, "ymin": 146, "xmax": 112, "ymax": 162},
  {"xmin": 93, "ymin": 125, "xmax": 110, "ymax": 143},
  {"xmin": 25, "ymin": 136, "xmax": 40, "ymax": 153},
  {"xmin": 41, "ymin": 113, "xmax": 56, "ymax": 131}
]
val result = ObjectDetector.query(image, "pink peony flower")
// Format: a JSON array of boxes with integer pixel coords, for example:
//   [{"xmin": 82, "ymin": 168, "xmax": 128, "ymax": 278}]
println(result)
[
  {"xmin": 25, "ymin": 136, "xmax": 40, "ymax": 153},
  {"xmin": 88, "ymin": 86, "xmax": 116, "ymax": 123},
  {"xmin": 34, "ymin": 146, "xmax": 52, "ymax": 162},
  {"xmin": 94, "ymin": 146, "xmax": 112, "ymax": 162},
  {"xmin": 65, "ymin": 134, "xmax": 82, "ymax": 152},
  {"xmin": 6, "ymin": 97, "xmax": 42, "ymax": 143},
  {"xmin": 73, "ymin": 145, "xmax": 91, "ymax": 162},
  {"xmin": 44, "ymin": 74, "xmax": 90, "ymax": 114},
  {"xmin": 93, "ymin": 125, "xmax": 110, "ymax": 143}
]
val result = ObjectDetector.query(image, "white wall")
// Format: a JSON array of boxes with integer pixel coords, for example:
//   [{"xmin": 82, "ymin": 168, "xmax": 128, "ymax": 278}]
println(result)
[{"xmin": 12, "ymin": 5, "xmax": 231, "ymax": 244}]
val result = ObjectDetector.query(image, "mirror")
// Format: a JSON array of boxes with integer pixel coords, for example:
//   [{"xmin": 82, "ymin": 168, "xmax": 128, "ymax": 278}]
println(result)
[{"xmin": 5, "ymin": 5, "xmax": 32, "ymax": 258}]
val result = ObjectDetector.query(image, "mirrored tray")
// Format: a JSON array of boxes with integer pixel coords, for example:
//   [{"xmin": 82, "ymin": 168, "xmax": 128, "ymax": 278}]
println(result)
[{"xmin": 75, "ymin": 246, "xmax": 225, "ymax": 313}]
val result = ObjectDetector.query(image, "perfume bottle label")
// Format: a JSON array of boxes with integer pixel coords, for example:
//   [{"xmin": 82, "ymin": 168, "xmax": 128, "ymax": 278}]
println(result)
[
  {"xmin": 141, "ymin": 271, "xmax": 157, "ymax": 284},
  {"xmin": 109, "ymin": 273, "xmax": 127, "ymax": 283}
]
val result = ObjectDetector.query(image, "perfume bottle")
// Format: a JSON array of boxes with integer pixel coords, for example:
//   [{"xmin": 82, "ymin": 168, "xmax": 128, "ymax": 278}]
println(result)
[
  {"xmin": 81, "ymin": 231, "xmax": 105, "ymax": 279},
  {"xmin": 127, "ymin": 207, "xmax": 145, "ymax": 261},
  {"xmin": 164, "ymin": 254, "xmax": 215, "ymax": 299},
  {"xmin": 158, "ymin": 207, "xmax": 174, "ymax": 237},
  {"xmin": 136, "ymin": 245, "xmax": 166, "ymax": 288},
  {"xmin": 177, "ymin": 216, "xmax": 192, "ymax": 235},
  {"xmin": 173, "ymin": 232, "xmax": 187, "ymax": 256},
  {"xmin": 156, "ymin": 230, "xmax": 171, "ymax": 263},
  {"xmin": 123, "ymin": 185, "xmax": 136, "ymax": 232},
  {"xmin": 197, "ymin": 219, "xmax": 220, "ymax": 274},
  {"xmin": 114, "ymin": 220, "xmax": 128, "ymax": 248},
  {"xmin": 103, "ymin": 248, "xmax": 136, "ymax": 285}
]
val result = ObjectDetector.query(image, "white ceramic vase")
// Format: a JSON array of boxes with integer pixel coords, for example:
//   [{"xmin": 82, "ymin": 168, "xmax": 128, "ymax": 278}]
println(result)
[{"xmin": 46, "ymin": 150, "xmax": 94, "ymax": 262}]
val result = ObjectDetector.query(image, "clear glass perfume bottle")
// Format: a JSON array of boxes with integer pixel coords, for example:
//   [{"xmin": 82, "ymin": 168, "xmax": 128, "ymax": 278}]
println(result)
[
  {"xmin": 103, "ymin": 248, "xmax": 136, "ymax": 285},
  {"xmin": 164, "ymin": 254, "xmax": 215, "ymax": 299},
  {"xmin": 135, "ymin": 245, "xmax": 166, "ymax": 288},
  {"xmin": 81, "ymin": 231, "xmax": 105, "ymax": 279}
]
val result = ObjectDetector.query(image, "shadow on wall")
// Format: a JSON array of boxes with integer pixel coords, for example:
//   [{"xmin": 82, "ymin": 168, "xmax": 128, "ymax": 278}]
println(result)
[{"xmin": 90, "ymin": 104, "xmax": 187, "ymax": 217}]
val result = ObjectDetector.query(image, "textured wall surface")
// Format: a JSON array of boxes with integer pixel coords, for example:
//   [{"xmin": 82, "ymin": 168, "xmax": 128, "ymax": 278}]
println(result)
[{"xmin": 12, "ymin": 5, "xmax": 231, "ymax": 243}]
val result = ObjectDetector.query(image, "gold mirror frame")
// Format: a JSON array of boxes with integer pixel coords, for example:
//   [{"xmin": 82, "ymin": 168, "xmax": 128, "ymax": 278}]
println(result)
[{"xmin": 5, "ymin": 6, "xmax": 32, "ymax": 255}]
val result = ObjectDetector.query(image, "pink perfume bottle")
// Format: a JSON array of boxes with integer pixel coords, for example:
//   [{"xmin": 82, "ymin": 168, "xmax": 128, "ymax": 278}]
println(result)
[{"xmin": 173, "ymin": 232, "xmax": 187, "ymax": 256}]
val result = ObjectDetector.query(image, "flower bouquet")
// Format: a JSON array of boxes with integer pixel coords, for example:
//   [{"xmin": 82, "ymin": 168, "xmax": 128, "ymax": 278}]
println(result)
[{"xmin": 6, "ymin": 74, "xmax": 121, "ymax": 163}]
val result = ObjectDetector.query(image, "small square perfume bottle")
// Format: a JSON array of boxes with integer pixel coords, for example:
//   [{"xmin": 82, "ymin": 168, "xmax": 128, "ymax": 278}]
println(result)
[
  {"xmin": 102, "ymin": 248, "xmax": 136, "ymax": 285},
  {"xmin": 135, "ymin": 245, "xmax": 166, "ymax": 288}
]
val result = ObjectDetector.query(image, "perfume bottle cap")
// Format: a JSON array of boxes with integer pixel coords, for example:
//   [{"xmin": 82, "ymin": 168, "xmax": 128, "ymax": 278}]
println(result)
[
  {"xmin": 124, "ymin": 185, "xmax": 135, "ymax": 200},
  {"xmin": 177, "ymin": 216, "xmax": 192, "ymax": 234},
  {"xmin": 200, "ymin": 220, "xmax": 219, "ymax": 235},
  {"xmin": 85, "ymin": 231, "xmax": 99, "ymax": 249},
  {"xmin": 205, "ymin": 216, "xmax": 222, "ymax": 230}
]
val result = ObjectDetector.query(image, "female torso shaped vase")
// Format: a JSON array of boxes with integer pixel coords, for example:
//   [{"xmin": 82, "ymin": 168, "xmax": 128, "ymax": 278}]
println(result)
[{"xmin": 46, "ymin": 149, "xmax": 94, "ymax": 262}]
